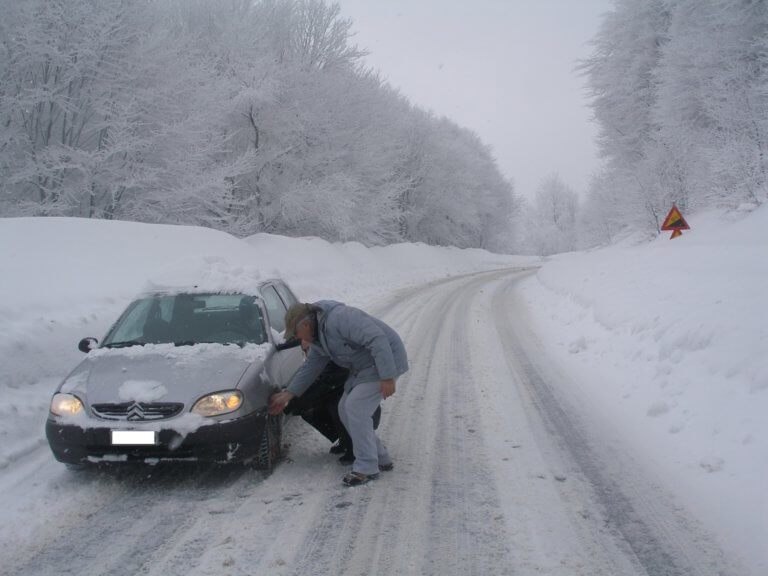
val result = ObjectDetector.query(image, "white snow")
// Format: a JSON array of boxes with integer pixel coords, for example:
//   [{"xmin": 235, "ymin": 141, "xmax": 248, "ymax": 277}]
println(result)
[
  {"xmin": 89, "ymin": 342, "xmax": 272, "ymax": 364},
  {"xmin": 518, "ymin": 204, "xmax": 768, "ymax": 573},
  {"xmin": 117, "ymin": 380, "xmax": 168, "ymax": 403},
  {"xmin": 0, "ymin": 211, "xmax": 764, "ymax": 573}
]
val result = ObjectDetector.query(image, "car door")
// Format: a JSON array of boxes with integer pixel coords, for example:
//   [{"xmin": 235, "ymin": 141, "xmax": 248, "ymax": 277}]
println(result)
[
  {"xmin": 274, "ymin": 281, "xmax": 299, "ymax": 308},
  {"xmin": 261, "ymin": 284, "xmax": 304, "ymax": 386}
]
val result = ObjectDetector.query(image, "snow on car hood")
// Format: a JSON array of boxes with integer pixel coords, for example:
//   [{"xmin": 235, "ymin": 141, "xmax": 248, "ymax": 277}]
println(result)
[{"xmin": 61, "ymin": 342, "xmax": 271, "ymax": 405}]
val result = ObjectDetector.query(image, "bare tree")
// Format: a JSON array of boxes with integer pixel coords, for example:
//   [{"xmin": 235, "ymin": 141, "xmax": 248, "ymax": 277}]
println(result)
[{"xmin": 581, "ymin": 0, "xmax": 768, "ymax": 241}]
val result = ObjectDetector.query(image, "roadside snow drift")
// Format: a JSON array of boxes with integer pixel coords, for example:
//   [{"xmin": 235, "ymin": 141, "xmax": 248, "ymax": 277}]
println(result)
[{"xmin": 520, "ymin": 205, "xmax": 768, "ymax": 572}]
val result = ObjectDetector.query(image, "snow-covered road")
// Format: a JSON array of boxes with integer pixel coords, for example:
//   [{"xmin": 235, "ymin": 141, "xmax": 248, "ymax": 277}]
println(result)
[{"xmin": 0, "ymin": 268, "xmax": 743, "ymax": 576}]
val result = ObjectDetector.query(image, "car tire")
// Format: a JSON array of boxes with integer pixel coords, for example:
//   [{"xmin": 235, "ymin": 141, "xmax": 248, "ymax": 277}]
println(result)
[{"xmin": 252, "ymin": 414, "xmax": 282, "ymax": 472}]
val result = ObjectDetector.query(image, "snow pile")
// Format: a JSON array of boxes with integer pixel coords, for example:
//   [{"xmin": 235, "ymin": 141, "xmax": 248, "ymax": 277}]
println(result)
[
  {"xmin": 89, "ymin": 342, "xmax": 272, "ymax": 364},
  {"xmin": 520, "ymin": 205, "xmax": 768, "ymax": 572},
  {"xmin": 0, "ymin": 217, "xmax": 527, "ymax": 468},
  {"xmin": 117, "ymin": 381, "xmax": 168, "ymax": 403}
]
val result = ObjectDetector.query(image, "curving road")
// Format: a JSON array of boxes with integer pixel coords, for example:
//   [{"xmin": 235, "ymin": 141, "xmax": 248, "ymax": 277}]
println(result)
[{"xmin": 0, "ymin": 268, "xmax": 743, "ymax": 576}]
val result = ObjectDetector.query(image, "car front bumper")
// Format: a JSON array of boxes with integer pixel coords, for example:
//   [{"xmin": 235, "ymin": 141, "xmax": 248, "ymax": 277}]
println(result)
[{"xmin": 45, "ymin": 409, "xmax": 268, "ymax": 465}]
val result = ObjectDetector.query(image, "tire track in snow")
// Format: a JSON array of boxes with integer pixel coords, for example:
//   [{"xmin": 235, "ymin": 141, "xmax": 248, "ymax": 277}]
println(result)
[
  {"xmin": 422, "ymin": 282, "xmax": 515, "ymax": 576},
  {"xmin": 5, "ymin": 464, "xmax": 250, "ymax": 576}
]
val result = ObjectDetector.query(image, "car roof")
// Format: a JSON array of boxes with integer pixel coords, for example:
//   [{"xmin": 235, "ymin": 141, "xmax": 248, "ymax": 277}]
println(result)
[
  {"xmin": 136, "ymin": 278, "xmax": 291, "ymax": 299},
  {"xmin": 138, "ymin": 287, "xmax": 261, "ymax": 299}
]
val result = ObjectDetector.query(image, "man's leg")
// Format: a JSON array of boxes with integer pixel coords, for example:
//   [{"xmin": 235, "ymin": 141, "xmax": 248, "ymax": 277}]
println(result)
[
  {"xmin": 299, "ymin": 409, "xmax": 338, "ymax": 443},
  {"xmin": 344, "ymin": 381, "xmax": 391, "ymax": 475},
  {"xmin": 335, "ymin": 395, "xmax": 379, "ymax": 454}
]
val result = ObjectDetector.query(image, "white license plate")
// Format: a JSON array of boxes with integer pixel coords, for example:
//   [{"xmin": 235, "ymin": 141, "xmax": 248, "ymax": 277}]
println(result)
[{"xmin": 111, "ymin": 430, "xmax": 157, "ymax": 446}]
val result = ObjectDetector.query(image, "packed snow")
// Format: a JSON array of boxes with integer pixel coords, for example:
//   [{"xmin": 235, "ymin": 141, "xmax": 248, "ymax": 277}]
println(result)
[
  {"xmin": 89, "ymin": 342, "xmax": 272, "ymax": 363},
  {"xmin": 117, "ymin": 381, "xmax": 168, "ymax": 403},
  {"xmin": 0, "ymin": 212, "xmax": 764, "ymax": 573}
]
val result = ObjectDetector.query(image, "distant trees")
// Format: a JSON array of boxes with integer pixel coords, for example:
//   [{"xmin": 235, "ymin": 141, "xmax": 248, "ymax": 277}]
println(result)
[
  {"xmin": 519, "ymin": 173, "xmax": 579, "ymax": 256},
  {"xmin": 580, "ymin": 0, "xmax": 768, "ymax": 242},
  {"xmin": 0, "ymin": 0, "xmax": 255, "ymax": 222},
  {"xmin": 0, "ymin": 0, "xmax": 517, "ymax": 251}
]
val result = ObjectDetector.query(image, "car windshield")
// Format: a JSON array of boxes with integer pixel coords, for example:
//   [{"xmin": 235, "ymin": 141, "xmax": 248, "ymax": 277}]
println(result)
[{"xmin": 101, "ymin": 293, "xmax": 269, "ymax": 347}]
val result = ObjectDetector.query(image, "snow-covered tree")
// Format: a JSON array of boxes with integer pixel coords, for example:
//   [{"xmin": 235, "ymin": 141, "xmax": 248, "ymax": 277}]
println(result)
[
  {"xmin": 522, "ymin": 173, "xmax": 579, "ymax": 256},
  {"xmin": 581, "ymin": 0, "xmax": 768, "ymax": 240},
  {"xmin": 655, "ymin": 0, "xmax": 768, "ymax": 209},
  {"xmin": 0, "ymin": 0, "xmax": 254, "ymax": 221},
  {"xmin": 0, "ymin": 0, "xmax": 519, "ymax": 251},
  {"xmin": 578, "ymin": 0, "xmax": 669, "ymax": 233}
]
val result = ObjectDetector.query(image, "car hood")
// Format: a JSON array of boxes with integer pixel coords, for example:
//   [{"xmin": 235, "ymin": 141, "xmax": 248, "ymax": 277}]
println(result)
[{"xmin": 60, "ymin": 343, "xmax": 271, "ymax": 406}]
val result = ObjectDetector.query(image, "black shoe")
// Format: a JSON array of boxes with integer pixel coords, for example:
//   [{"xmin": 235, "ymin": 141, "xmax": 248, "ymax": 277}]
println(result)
[
  {"xmin": 338, "ymin": 451, "xmax": 354, "ymax": 465},
  {"xmin": 379, "ymin": 462, "xmax": 394, "ymax": 472},
  {"xmin": 329, "ymin": 441, "xmax": 346, "ymax": 455},
  {"xmin": 342, "ymin": 471, "xmax": 379, "ymax": 486}
]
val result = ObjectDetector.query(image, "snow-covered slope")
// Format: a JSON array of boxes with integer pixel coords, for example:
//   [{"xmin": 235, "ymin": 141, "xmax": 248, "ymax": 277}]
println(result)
[{"xmin": 520, "ymin": 205, "xmax": 768, "ymax": 572}]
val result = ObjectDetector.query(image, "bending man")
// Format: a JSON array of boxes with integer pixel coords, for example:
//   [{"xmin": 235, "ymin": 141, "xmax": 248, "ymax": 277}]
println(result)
[{"xmin": 269, "ymin": 301, "xmax": 408, "ymax": 486}]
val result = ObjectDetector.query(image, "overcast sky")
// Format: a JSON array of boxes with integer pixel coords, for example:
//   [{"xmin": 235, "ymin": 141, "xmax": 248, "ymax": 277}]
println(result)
[{"xmin": 336, "ymin": 0, "xmax": 611, "ymax": 199}]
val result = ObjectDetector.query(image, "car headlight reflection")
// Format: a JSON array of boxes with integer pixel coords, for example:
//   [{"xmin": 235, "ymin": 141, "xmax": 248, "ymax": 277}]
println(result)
[
  {"xmin": 191, "ymin": 391, "xmax": 242, "ymax": 417},
  {"xmin": 50, "ymin": 393, "xmax": 84, "ymax": 416}
]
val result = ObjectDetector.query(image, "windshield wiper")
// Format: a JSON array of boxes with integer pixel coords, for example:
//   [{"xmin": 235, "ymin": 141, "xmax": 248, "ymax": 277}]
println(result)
[
  {"xmin": 177, "ymin": 340, "xmax": 247, "ymax": 347},
  {"xmin": 104, "ymin": 340, "xmax": 146, "ymax": 349}
]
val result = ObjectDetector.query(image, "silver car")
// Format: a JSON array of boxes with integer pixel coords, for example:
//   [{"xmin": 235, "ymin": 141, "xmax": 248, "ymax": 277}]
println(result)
[{"xmin": 45, "ymin": 280, "xmax": 304, "ymax": 469}]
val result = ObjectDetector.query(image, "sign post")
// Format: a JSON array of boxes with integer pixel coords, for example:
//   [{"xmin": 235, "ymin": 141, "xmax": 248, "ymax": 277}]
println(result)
[{"xmin": 660, "ymin": 204, "xmax": 690, "ymax": 239}]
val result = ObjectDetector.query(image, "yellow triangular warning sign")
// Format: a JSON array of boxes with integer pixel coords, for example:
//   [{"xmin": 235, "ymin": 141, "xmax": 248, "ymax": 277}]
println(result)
[{"xmin": 661, "ymin": 204, "xmax": 690, "ymax": 231}]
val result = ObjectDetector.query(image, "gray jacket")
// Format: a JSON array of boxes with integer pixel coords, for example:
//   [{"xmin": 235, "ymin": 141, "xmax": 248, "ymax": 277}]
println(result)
[{"xmin": 286, "ymin": 300, "xmax": 409, "ymax": 397}]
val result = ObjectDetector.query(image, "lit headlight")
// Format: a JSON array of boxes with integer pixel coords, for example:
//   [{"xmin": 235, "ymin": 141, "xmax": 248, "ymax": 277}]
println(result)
[
  {"xmin": 191, "ymin": 391, "xmax": 243, "ymax": 417},
  {"xmin": 50, "ymin": 393, "xmax": 84, "ymax": 416}
]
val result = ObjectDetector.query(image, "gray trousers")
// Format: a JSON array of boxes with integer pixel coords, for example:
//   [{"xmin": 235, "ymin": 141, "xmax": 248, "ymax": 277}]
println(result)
[{"xmin": 338, "ymin": 380, "xmax": 391, "ymax": 475}]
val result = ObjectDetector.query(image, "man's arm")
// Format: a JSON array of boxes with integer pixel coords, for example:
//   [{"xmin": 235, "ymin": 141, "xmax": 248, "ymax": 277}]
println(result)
[
  {"xmin": 286, "ymin": 346, "xmax": 330, "ymax": 397},
  {"xmin": 269, "ymin": 346, "xmax": 330, "ymax": 415}
]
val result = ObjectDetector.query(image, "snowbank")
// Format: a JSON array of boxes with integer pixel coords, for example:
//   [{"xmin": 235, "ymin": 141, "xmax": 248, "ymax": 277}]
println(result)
[
  {"xmin": 520, "ymin": 205, "xmax": 768, "ymax": 572},
  {"xmin": 0, "ymin": 217, "xmax": 525, "ymax": 468}
]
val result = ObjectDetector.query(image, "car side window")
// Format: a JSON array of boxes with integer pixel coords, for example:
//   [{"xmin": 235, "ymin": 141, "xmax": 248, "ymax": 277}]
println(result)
[
  {"xmin": 262, "ymin": 285, "xmax": 287, "ymax": 333},
  {"xmin": 275, "ymin": 282, "xmax": 298, "ymax": 307}
]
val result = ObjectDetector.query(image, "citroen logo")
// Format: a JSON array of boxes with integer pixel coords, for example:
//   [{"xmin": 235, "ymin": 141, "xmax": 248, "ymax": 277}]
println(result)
[{"xmin": 126, "ymin": 402, "xmax": 146, "ymax": 421}]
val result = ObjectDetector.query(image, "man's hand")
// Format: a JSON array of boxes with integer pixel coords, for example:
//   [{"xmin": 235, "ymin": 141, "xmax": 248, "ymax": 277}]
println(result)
[
  {"xmin": 380, "ymin": 378, "xmax": 396, "ymax": 399},
  {"xmin": 268, "ymin": 390, "xmax": 296, "ymax": 415}
]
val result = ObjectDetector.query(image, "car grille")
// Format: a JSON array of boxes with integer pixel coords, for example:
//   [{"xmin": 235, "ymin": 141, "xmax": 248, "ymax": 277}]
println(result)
[{"xmin": 91, "ymin": 402, "xmax": 184, "ymax": 421}]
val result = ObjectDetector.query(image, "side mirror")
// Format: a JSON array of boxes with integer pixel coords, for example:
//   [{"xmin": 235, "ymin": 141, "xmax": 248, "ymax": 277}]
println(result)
[
  {"xmin": 78, "ymin": 337, "xmax": 99, "ymax": 353},
  {"xmin": 275, "ymin": 338, "xmax": 301, "ymax": 352}
]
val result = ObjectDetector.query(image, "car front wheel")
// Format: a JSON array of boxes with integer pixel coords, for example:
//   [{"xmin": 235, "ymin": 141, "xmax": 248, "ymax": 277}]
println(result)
[{"xmin": 252, "ymin": 414, "xmax": 282, "ymax": 472}]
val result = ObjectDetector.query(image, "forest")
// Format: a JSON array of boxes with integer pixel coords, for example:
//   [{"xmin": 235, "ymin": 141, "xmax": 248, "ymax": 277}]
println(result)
[
  {"xmin": 577, "ymin": 0, "xmax": 768, "ymax": 246},
  {"xmin": 0, "ymin": 0, "xmax": 517, "ymax": 251},
  {"xmin": 3, "ymin": 0, "xmax": 767, "ymax": 255}
]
